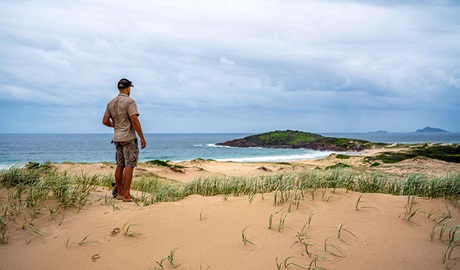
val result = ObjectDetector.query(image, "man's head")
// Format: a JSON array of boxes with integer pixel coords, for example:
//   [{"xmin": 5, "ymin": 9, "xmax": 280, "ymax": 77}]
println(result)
[
  {"xmin": 117, "ymin": 78, "xmax": 133, "ymax": 95},
  {"xmin": 118, "ymin": 78, "xmax": 133, "ymax": 89}
]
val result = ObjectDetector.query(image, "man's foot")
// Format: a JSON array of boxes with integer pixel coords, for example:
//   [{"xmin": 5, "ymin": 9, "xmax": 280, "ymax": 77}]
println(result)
[
  {"xmin": 123, "ymin": 194, "xmax": 136, "ymax": 202},
  {"xmin": 122, "ymin": 197, "xmax": 133, "ymax": 202}
]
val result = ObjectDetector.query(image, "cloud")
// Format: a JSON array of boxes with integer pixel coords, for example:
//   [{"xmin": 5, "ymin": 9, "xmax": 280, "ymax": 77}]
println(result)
[
  {"xmin": 0, "ymin": 0, "xmax": 459, "ymax": 133},
  {"xmin": 220, "ymin": 57, "xmax": 236, "ymax": 66}
]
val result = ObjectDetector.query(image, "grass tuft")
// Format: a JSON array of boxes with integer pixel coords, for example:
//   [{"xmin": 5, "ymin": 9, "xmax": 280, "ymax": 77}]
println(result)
[
  {"xmin": 338, "ymin": 223, "xmax": 356, "ymax": 241},
  {"xmin": 122, "ymin": 223, "xmax": 143, "ymax": 237},
  {"xmin": 242, "ymin": 225, "xmax": 254, "ymax": 245},
  {"xmin": 404, "ymin": 195, "xmax": 420, "ymax": 223},
  {"xmin": 78, "ymin": 234, "xmax": 98, "ymax": 246}
]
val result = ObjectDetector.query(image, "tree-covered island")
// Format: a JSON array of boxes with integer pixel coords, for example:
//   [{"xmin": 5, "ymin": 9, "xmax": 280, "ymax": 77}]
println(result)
[{"xmin": 217, "ymin": 130, "xmax": 386, "ymax": 151}]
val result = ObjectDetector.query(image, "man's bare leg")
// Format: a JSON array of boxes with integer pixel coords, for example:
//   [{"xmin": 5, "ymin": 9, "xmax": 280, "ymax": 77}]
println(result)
[
  {"xmin": 122, "ymin": 166, "xmax": 134, "ymax": 202},
  {"xmin": 115, "ymin": 166, "xmax": 125, "ymax": 200}
]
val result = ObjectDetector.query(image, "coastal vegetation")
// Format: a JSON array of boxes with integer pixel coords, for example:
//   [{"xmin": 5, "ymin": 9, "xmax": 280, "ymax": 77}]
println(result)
[
  {"xmin": 1, "ymin": 162, "xmax": 459, "ymax": 244},
  {"xmin": 367, "ymin": 144, "xmax": 460, "ymax": 163},
  {"xmin": 0, "ymin": 165, "xmax": 111, "ymax": 244},
  {"xmin": 217, "ymin": 130, "xmax": 387, "ymax": 151},
  {"xmin": 1, "ymin": 161, "xmax": 459, "ymax": 268},
  {"xmin": 1, "ymin": 161, "xmax": 460, "ymax": 209},
  {"xmin": 145, "ymin": 159, "xmax": 186, "ymax": 173}
]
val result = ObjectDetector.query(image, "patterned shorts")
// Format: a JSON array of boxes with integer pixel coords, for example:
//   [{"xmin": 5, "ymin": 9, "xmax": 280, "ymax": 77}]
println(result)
[{"xmin": 115, "ymin": 139, "xmax": 139, "ymax": 167}]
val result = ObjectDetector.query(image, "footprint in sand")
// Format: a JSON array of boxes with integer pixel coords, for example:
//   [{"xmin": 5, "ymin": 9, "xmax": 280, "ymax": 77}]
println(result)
[
  {"xmin": 110, "ymin": 227, "xmax": 121, "ymax": 237},
  {"xmin": 92, "ymin": 254, "xmax": 101, "ymax": 262}
]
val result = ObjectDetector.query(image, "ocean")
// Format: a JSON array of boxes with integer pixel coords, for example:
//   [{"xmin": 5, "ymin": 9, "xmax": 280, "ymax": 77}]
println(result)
[{"xmin": 1, "ymin": 132, "xmax": 459, "ymax": 169}]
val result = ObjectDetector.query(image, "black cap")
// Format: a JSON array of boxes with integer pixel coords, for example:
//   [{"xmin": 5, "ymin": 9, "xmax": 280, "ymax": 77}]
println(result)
[{"xmin": 117, "ymin": 78, "xmax": 133, "ymax": 89}]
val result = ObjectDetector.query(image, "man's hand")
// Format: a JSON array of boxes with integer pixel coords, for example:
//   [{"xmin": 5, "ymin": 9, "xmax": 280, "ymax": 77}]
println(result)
[
  {"xmin": 140, "ymin": 138, "xmax": 146, "ymax": 149},
  {"xmin": 102, "ymin": 115, "xmax": 113, "ymax": 128},
  {"xmin": 130, "ymin": 114, "xmax": 146, "ymax": 149}
]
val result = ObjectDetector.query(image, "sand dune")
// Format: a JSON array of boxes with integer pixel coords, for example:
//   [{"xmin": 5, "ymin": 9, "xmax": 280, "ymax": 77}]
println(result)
[{"xmin": 1, "ymin": 152, "xmax": 460, "ymax": 269}]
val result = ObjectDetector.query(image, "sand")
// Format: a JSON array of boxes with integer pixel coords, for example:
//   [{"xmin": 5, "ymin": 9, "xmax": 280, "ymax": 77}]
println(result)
[{"xmin": 1, "ymin": 151, "xmax": 460, "ymax": 270}]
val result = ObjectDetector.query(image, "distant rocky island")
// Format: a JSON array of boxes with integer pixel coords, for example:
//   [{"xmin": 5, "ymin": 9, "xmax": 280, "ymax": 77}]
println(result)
[
  {"xmin": 217, "ymin": 130, "xmax": 386, "ymax": 151},
  {"xmin": 415, "ymin": 126, "xmax": 448, "ymax": 133}
]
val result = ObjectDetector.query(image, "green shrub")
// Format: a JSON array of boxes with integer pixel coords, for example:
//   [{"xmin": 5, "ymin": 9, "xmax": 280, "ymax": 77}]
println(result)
[
  {"xmin": 146, "ymin": 159, "xmax": 170, "ymax": 167},
  {"xmin": 326, "ymin": 163, "xmax": 350, "ymax": 170}
]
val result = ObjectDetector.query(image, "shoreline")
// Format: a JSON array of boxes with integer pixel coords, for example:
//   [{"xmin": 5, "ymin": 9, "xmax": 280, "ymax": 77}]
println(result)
[
  {"xmin": 0, "ymin": 148, "xmax": 357, "ymax": 168},
  {"xmin": 52, "ymin": 147, "xmax": 460, "ymax": 183},
  {"xmin": 1, "ymin": 137, "xmax": 459, "ymax": 169}
]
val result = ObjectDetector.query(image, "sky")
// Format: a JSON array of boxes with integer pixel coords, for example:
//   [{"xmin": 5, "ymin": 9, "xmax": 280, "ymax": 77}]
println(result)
[{"xmin": 1, "ymin": 0, "xmax": 459, "ymax": 134}]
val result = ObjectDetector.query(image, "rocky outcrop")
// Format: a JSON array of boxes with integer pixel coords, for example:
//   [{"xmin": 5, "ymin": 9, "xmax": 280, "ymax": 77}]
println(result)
[
  {"xmin": 218, "ymin": 139, "xmax": 363, "ymax": 151},
  {"xmin": 217, "ymin": 130, "xmax": 373, "ymax": 151}
]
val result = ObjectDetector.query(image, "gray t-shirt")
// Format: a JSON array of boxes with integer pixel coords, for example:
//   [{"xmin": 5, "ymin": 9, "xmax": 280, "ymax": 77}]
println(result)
[{"xmin": 104, "ymin": 93, "xmax": 139, "ymax": 142}]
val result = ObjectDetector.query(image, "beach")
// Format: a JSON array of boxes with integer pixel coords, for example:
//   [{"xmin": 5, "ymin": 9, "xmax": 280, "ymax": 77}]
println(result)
[{"xmin": 1, "ymin": 150, "xmax": 460, "ymax": 269}]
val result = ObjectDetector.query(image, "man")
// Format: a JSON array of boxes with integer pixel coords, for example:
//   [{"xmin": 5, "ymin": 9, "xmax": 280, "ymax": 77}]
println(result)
[{"xmin": 102, "ymin": 78, "xmax": 146, "ymax": 202}]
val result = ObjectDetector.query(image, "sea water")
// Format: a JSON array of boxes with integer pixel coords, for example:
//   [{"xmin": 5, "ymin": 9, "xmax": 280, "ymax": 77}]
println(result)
[{"xmin": 1, "ymin": 133, "xmax": 459, "ymax": 168}]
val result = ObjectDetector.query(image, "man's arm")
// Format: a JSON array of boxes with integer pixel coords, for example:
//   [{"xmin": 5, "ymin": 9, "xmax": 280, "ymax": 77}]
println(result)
[
  {"xmin": 130, "ymin": 114, "xmax": 146, "ymax": 149},
  {"xmin": 102, "ymin": 115, "xmax": 113, "ymax": 128}
]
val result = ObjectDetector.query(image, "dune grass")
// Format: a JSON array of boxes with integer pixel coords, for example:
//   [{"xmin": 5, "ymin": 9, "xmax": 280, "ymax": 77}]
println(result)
[
  {"xmin": 122, "ymin": 223, "xmax": 143, "ymax": 237},
  {"xmin": 153, "ymin": 247, "xmax": 180, "ymax": 269},
  {"xmin": 0, "ymin": 165, "xmax": 104, "ymax": 244},
  {"xmin": 1, "ymin": 162, "xmax": 460, "ymax": 267},
  {"xmin": 241, "ymin": 225, "xmax": 254, "ymax": 245},
  {"xmin": 1, "ymin": 163, "xmax": 460, "ymax": 247},
  {"xmin": 2, "ymin": 165, "xmax": 460, "ymax": 209}
]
